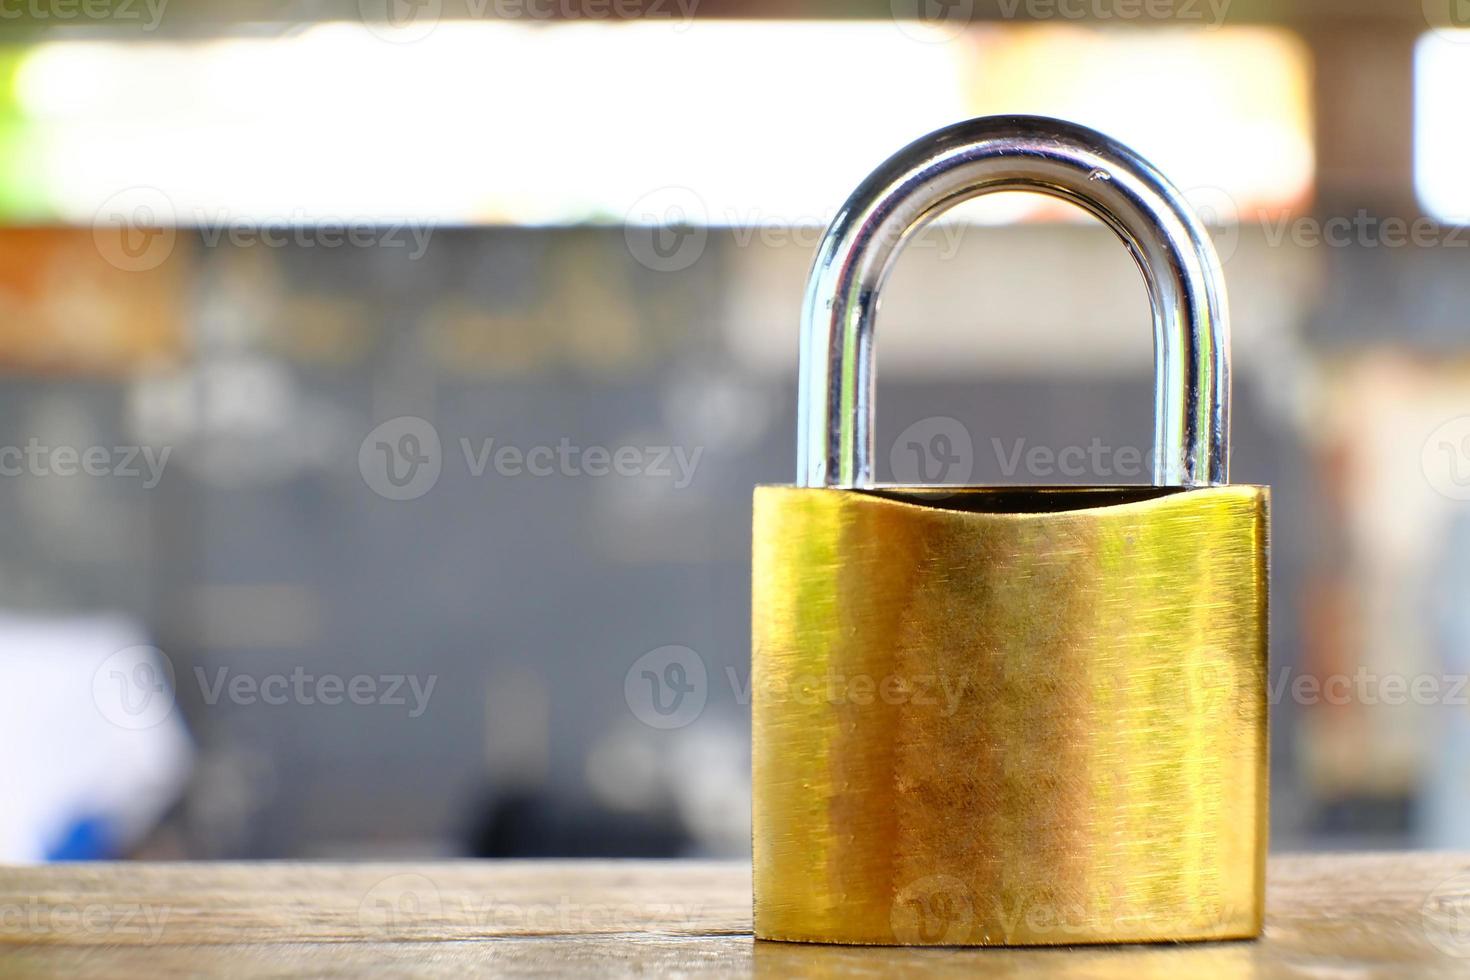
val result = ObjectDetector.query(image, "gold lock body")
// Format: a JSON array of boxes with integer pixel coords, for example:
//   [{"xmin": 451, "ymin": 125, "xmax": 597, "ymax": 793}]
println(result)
[{"xmin": 752, "ymin": 485, "xmax": 1268, "ymax": 946}]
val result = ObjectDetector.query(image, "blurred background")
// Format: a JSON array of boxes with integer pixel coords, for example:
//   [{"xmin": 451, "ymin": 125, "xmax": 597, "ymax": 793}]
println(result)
[{"xmin": 0, "ymin": 0, "xmax": 1467, "ymax": 863}]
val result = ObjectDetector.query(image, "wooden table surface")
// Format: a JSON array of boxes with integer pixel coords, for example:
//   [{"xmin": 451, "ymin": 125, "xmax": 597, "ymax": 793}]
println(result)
[{"xmin": 0, "ymin": 854, "xmax": 1468, "ymax": 977}]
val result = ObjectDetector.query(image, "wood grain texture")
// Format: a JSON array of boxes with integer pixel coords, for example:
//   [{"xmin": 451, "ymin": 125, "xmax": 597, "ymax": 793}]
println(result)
[{"xmin": 0, "ymin": 854, "xmax": 1467, "ymax": 977}]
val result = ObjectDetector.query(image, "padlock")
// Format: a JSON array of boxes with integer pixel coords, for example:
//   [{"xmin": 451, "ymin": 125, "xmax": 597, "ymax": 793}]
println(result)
[{"xmin": 751, "ymin": 116, "xmax": 1268, "ymax": 947}]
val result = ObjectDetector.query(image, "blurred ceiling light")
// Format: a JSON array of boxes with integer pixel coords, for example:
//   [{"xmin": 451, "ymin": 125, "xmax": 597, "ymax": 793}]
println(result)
[
  {"xmin": 959, "ymin": 26, "xmax": 1312, "ymax": 223},
  {"xmin": 1415, "ymin": 31, "xmax": 1470, "ymax": 225},
  {"xmin": 3, "ymin": 21, "xmax": 1310, "ymax": 226}
]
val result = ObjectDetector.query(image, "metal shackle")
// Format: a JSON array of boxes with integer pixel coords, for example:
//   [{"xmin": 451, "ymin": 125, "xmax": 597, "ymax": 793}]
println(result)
[{"xmin": 796, "ymin": 115, "xmax": 1230, "ymax": 489}]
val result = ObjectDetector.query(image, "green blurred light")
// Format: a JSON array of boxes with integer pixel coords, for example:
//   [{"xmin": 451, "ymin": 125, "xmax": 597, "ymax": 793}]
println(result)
[{"xmin": 0, "ymin": 47, "xmax": 52, "ymax": 222}]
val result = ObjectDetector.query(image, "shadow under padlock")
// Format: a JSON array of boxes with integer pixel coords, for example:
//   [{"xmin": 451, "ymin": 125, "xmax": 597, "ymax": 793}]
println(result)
[{"xmin": 751, "ymin": 116, "xmax": 1269, "ymax": 947}]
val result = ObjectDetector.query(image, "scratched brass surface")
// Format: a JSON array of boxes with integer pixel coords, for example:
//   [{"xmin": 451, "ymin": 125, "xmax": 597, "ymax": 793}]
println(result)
[{"xmin": 751, "ymin": 485, "xmax": 1268, "ymax": 946}]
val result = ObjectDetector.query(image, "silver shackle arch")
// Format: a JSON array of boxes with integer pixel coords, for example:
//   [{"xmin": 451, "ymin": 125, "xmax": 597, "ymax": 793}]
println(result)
[{"xmin": 796, "ymin": 115, "xmax": 1230, "ymax": 489}]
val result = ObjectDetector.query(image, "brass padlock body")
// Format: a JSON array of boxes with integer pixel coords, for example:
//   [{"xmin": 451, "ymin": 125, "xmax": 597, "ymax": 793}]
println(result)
[{"xmin": 752, "ymin": 485, "xmax": 1268, "ymax": 945}]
